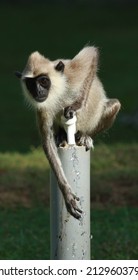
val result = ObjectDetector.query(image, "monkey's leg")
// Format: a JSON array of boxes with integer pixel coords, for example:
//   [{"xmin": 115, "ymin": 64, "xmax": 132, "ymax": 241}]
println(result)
[
  {"xmin": 64, "ymin": 48, "xmax": 99, "ymax": 121},
  {"xmin": 93, "ymin": 99, "xmax": 121, "ymax": 135}
]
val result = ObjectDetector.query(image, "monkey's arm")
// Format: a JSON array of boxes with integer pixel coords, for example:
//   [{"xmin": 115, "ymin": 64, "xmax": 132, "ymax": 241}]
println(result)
[
  {"xmin": 64, "ymin": 47, "xmax": 98, "ymax": 120},
  {"xmin": 37, "ymin": 109, "xmax": 82, "ymax": 219}
]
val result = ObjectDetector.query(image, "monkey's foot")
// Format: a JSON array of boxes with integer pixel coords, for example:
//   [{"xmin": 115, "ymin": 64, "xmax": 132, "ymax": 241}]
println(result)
[
  {"xmin": 65, "ymin": 191, "xmax": 82, "ymax": 219},
  {"xmin": 55, "ymin": 127, "xmax": 67, "ymax": 147},
  {"xmin": 64, "ymin": 106, "xmax": 75, "ymax": 120},
  {"xmin": 59, "ymin": 140, "xmax": 68, "ymax": 148},
  {"xmin": 75, "ymin": 132, "xmax": 94, "ymax": 151}
]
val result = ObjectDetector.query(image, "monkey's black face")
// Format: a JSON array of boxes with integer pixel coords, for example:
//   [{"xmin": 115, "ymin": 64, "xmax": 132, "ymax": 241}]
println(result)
[
  {"xmin": 24, "ymin": 75, "xmax": 51, "ymax": 103},
  {"xmin": 15, "ymin": 60, "xmax": 65, "ymax": 103}
]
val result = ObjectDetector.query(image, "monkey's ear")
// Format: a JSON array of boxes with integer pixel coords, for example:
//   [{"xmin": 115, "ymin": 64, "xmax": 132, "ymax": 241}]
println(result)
[
  {"xmin": 15, "ymin": 71, "xmax": 22, "ymax": 79},
  {"xmin": 55, "ymin": 61, "xmax": 65, "ymax": 73}
]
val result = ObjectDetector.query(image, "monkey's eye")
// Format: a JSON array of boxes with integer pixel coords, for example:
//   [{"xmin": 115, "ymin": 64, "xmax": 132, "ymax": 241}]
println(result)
[{"xmin": 37, "ymin": 75, "xmax": 50, "ymax": 88}]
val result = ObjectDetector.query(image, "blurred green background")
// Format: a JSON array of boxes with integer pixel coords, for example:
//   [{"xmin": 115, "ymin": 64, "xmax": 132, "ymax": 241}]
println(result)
[
  {"xmin": 1, "ymin": 0, "xmax": 138, "ymax": 151},
  {"xmin": 0, "ymin": 0, "xmax": 138, "ymax": 259}
]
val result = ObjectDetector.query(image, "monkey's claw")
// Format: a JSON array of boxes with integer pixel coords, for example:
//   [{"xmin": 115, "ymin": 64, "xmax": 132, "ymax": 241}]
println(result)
[
  {"xmin": 64, "ymin": 106, "xmax": 75, "ymax": 120},
  {"xmin": 65, "ymin": 192, "xmax": 82, "ymax": 219}
]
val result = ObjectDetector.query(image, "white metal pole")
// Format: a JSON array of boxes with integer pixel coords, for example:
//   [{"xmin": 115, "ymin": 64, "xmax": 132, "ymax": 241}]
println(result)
[{"xmin": 50, "ymin": 115, "xmax": 91, "ymax": 260}]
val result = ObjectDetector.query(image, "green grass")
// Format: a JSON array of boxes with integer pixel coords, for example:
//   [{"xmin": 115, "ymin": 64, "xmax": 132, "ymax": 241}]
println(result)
[
  {"xmin": 92, "ymin": 207, "xmax": 138, "ymax": 260},
  {"xmin": 0, "ymin": 207, "xmax": 50, "ymax": 260},
  {"xmin": 91, "ymin": 143, "xmax": 138, "ymax": 208},
  {"xmin": 0, "ymin": 144, "xmax": 138, "ymax": 208},
  {"xmin": 0, "ymin": 207, "xmax": 137, "ymax": 260},
  {"xmin": 0, "ymin": 144, "xmax": 138, "ymax": 259},
  {"xmin": 0, "ymin": 147, "xmax": 50, "ymax": 208}
]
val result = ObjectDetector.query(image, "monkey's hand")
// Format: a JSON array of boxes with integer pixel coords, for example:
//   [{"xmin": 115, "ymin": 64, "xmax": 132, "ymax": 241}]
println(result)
[
  {"xmin": 64, "ymin": 190, "xmax": 82, "ymax": 219},
  {"xmin": 64, "ymin": 106, "xmax": 75, "ymax": 120}
]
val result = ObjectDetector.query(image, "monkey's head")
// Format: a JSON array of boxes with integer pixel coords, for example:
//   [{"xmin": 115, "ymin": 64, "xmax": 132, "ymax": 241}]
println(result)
[{"xmin": 15, "ymin": 51, "xmax": 66, "ymax": 109}]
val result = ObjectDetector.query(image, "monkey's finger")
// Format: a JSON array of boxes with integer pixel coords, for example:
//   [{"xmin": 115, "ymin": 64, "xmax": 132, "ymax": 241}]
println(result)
[
  {"xmin": 74, "ymin": 212, "xmax": 82, "ymax": 219},
  {"xmin": 72, "ymin": 194, "xmax": 80, "ymax": 201},
  {"xmin": 71, "ymin": 200, "xmax": 83, "ymax": 214},
  {"xmin": 74, "ymin": 206, "xmax": 83, "ymax": 214},
  {"xmin": 71, "ymin": 208, "xmax": 82, "ymax": 220},
  {"xmin": 66, "ymin": 201, "xmax": 82, "ymax": 219},
  {"xmin": 71, "ymin": 200, "xmax": 83, "ymax": 217}
]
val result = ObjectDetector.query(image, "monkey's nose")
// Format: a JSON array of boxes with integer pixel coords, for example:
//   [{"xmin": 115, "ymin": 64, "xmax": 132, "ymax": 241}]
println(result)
[{"xmin": 15, "ymin": 71, "xmax": 22, "ymax": 79}]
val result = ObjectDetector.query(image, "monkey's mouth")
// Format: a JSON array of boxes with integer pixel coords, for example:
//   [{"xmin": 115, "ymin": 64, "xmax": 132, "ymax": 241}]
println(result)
[{"xmin": 34, "ymin": 96, "xmax": 47, "ymax": 103}]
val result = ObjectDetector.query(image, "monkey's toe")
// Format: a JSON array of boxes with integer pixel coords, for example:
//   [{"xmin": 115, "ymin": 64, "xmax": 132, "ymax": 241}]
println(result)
[
  {"xmin": 76, "ymin": 134, "xmax": 94, "ymax": 151},
  {"xmin": 59, "ymin": 140, "xmax": 68, "ymax": 148}
]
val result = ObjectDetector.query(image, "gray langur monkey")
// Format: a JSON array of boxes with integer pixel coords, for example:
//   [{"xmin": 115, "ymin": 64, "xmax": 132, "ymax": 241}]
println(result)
[{"xmin": 15, "ymin": 46, "xmax": 121, "ymax": 219}]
